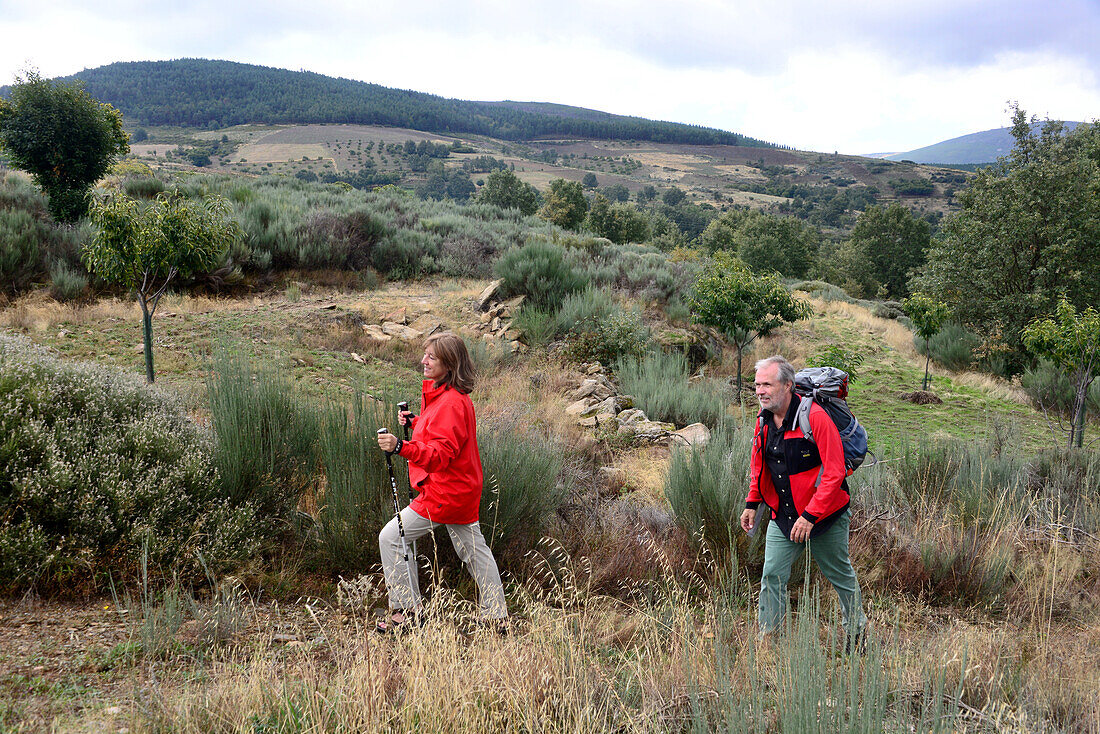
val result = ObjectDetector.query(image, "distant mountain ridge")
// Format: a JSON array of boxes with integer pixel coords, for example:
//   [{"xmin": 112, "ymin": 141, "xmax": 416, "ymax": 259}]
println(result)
[
  {"xmin": 10, "ymin": 59, "xmax": 774, "ymax": 148},
  {"xmin": 885, "ymin": 122, "xmax": 1084, "ymax": 164}
]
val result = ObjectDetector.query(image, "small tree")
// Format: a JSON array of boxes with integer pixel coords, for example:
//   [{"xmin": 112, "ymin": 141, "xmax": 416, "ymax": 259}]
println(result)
[
  {"xmin": 0, "ymin": 71, "xmax": 129, "ymax": 221},
  {"xmin": 479, "ymin": 169, "xmax": 539, "ymax": 215},
  {"xmin": 539, "ymin": 179, "xmax": 588, "ymax": 230},
  {"xmin": 84, "ymin": 192, "xmax": 241, "ymax": 383},
  {"xmin": 581, "ymin": 172, "xmax": 599, "ymax": 189},
  {"xmin": 1023, "ymin": 299, "xmax": 1100, "ymax": 448},
  {"xmin": 690, "ymin": 252, "xmax": 813, "ymax": 398},
  {"xmin": 903, "ymin": 293, "xmax": 950, "ymax": 391}
]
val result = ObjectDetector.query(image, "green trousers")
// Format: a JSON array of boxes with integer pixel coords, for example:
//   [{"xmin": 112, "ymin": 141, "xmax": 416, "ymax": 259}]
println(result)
[{"xmin": 759, "ymin": 509, "xmax": 867, "ymax": 635}]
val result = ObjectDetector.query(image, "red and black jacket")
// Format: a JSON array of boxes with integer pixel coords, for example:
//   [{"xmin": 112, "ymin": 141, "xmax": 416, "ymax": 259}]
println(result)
[{"xmin": 746, "ymin": 393, "xmax": 850, "ymax": 539}]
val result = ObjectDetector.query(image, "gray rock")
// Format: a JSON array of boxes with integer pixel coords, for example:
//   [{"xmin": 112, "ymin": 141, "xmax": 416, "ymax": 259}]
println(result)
[
  {"xmin": 594, "ymin": 395, "xmax": 633, "ymax": 414},
  {"xmin": 381, "ymin": 322, "xmax": 424, "ymax": 340},
  {"xmin": 670, "ymin": 423, "xmax": 712, "ymax": 448},
  {"xmin": 629, "ymin": 420, "xmax": 677, "ymax": 441},
  {"xmin": 566, "ymin": 398, "xmax": 599, "ymax": 416},
  {"xmin": 615, "ymin": 408, "xmax": 647, "ymax": 426},
  {"xmin": 477, "ymin": 280, "xmax": 503, "ymax": 311}
]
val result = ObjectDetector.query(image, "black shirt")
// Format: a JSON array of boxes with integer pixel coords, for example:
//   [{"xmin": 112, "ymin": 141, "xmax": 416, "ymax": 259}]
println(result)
[{"xmin": 755, "ymin": 393, "xmax": 843, "ymax": 539}]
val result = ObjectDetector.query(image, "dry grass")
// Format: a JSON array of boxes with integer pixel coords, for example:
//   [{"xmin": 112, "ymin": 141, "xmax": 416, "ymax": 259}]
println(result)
[
  {"xmin": 36, "ymin": 564, "xmax": 1095, "ymax": 734},
  {"xmin": 809, "ymin": 297, "xmax": 919, "ymax": 359}
]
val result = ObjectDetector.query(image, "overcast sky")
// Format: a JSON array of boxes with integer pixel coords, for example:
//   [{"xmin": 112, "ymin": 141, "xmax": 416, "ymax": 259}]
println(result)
[{"xmin": 2, "ymin": 0, "xmax": 1097, "ymax": 154}]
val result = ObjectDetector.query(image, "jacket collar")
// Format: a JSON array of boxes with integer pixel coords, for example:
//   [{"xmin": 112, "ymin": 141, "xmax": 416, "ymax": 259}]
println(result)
[{"xmin": 422, "ymin": 378, "xmax": 451, "ymax": 407}]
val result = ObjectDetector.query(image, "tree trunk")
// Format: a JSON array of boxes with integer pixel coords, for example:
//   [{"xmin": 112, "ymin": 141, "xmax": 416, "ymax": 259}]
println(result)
[
  {"xmin": 735, "ymin": 347, "xmax": 744, "ymax": 402},
  {"xmin": 139, "ymin": 295, "xmax": 155, "ymax": 384},
  {"xmin": 1074, "ymin": 389, "xmax": 1088, "ymax": 449},
  {"xmin": 922, "ymin": 347, "xmax": 931, "ymax": 392}
]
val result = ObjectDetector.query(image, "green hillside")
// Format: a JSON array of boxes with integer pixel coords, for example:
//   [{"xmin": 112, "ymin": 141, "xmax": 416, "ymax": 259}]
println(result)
[
  {"xmin": 33, "ymin": 59, "xmax": 773, "ymax": 147},
  {"xmin": 887, "ymin": 121, "xmax": 1084, "ymax": 164}
]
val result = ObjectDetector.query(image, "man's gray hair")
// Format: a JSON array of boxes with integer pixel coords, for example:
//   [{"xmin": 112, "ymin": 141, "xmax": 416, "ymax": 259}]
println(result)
[{"xmin": 755, "ymin": 355, "xmax": 795, "ymax": 386}]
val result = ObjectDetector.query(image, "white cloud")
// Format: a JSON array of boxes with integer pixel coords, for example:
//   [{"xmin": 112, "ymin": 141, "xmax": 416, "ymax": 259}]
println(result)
[{"xmin": 1, "ymin": 0, "xmax": 1097, "ymax": 153}]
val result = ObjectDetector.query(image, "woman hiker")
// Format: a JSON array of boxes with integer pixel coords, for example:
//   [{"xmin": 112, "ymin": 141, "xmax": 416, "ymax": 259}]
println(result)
[{"xmin": 375, "ymin": 331, "xmax": 508, "ymax": 633}]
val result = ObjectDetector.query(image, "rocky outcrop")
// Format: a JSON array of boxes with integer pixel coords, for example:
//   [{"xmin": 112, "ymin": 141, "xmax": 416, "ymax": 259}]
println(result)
[{"xmin": 461, "ymin": 291, "xmax": 528, "ymax": 354}]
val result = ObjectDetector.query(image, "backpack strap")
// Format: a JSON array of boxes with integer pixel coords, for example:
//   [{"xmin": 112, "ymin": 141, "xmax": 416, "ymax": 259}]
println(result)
[
  {"xmin": 796, "ymin": 395, "xmax": 827, "ymax": 488},
  {"xmin": 795, "ymin": 393, "xmax": 814, "ymax": 444}
]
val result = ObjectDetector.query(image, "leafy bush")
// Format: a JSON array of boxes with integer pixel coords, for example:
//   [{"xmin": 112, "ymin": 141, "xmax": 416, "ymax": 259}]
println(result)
[
  {"xmin": 49, "ymin": 260, "xmax": 88, "ymax": 301},
  {"xmin": 494, "ymin": 238, "xmax": 587, "ymax": 311},
  {"xmin": 0, "ymin": 335, "xmax": 262, "ymax": 592},
  {"xmin": 914, "ymin": 322, "xmax": 979, "ymax": 371},
  {"xmin": 207, "ymin": 349, "xmax": 320, "ymax": 526},
  {"xmin": 616, "ymin": 350, "xmax": 728, "ymax": 427},
  {"xmin": 478, "ymin": 417, "xmax": 566, "ymax": 564},
  {"xmin": 1021, "ymin": 359, "xmax": 1076, "ymax": 416},
  {"xmin": 564, "ymin": 309, "xmax": 650, "ymax": 366},
  {"xmin": 664, "ymin": 426, "xmax": 759, "ymax": 567},
  {"xmin": 806, "ymin": 345, "xmax": 866, "ymax": 380}
]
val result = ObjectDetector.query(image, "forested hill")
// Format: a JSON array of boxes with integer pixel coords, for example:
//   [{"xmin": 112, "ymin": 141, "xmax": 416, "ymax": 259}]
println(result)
[{"xmin": 48, "ymin": 59, "xmax": 773, "ymax": 147}]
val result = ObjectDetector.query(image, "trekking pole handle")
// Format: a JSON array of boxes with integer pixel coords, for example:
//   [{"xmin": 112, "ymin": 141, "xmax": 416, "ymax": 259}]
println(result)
[
  {"xmin": 397, "ymin": 401, "xmax": 412, "ymax": 440},
  {"xmin": 377, "ymin": 427, "xmax": 398, "ymax": 459}
]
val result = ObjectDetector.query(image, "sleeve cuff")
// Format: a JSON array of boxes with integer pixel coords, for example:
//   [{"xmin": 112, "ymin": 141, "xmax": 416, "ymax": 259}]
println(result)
[
  {"xmin": 801, "ymin": 511, "xmax": 818, "ymax": 523},
  {"xmin": 746, "ymin": 501, "xmax": 760, "ymax": 510}
]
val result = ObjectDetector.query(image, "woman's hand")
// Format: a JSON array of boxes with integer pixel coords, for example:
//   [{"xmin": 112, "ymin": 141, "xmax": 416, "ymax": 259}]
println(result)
[
  {"xmin": 377, "ymin": 432, "xmax": 399, "ymax": 453},
  {"xmin": 398, "ymin": 410, "xmax": 414, "ymax": 427}
]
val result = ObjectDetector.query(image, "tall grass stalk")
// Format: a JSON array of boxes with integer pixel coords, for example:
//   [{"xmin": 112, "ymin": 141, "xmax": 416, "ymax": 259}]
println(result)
[
  {"xmin": 315, "ymin": 392, "xmax": 400, "ymax": 570},
  {"xmin": 207, "ymin": 347, "xmax": 320, "ymax": 523},
  {"xmin": 665, "ymin": 426, "xmax": 759, "ymax": 569}
]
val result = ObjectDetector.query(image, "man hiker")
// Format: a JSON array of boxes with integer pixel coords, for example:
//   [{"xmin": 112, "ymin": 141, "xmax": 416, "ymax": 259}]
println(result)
[{"xmin": 739, "ymin": 355, "xmax": 868, "ymax": 647}]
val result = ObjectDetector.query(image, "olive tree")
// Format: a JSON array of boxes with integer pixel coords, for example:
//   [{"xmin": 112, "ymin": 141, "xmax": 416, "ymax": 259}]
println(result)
[
  {"xmin": 903, "ymin": 293, "xmax": 950, "ymax": 391},
  {"xmin": 0, "ymin": 71, "xmax": 129, "ymax": 221},
  {"xmin": 84, "ymin": 192, "xmax": 240, "ymax": 382},
  {"xmin": 1023, "ymin": 299, "xmax": 1100, "ymax": 448},
  {"xmin": 690, "ymin": 251, "xmax": 813, "ymax": 398}
]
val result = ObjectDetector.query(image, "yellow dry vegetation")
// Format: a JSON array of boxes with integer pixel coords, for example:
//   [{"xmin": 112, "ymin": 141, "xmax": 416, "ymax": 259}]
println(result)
[
  {"xmin": 232, "ymin": 143, "xmax": 329, "ymax": 164},
  {"xmin": 630, "ymin": 151, "xmax": 711, "ymax": 168},
  {"xmin": 711, "ymin": 164, "xmax": 769, "ymax": 181}
]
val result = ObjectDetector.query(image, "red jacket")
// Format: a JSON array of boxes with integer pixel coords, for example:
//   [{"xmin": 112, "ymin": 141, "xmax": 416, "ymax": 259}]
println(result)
[
  {"xmin": 399, "ymin": 379, "xmax": 483, "ymax": 525},
  {"xmin": 746, "ymin": 394, "xmax": 849, "ymax": 536}
]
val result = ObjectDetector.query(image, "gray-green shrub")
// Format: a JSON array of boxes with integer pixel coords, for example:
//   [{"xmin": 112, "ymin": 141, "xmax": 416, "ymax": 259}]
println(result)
[
  {"xmin": 0, "ymin": 335, "xmax": 261, "ymax": 592},
  {"xmin": 478, "ymin": 417, "xmax": 566, "ymax": 565},
  {"xmin": 553, "ymin": 285, "xmax": 619, "ymax": 335},
  {"xmin": 915, "ymin": 321, "xmax": 979, "ymax": 371},
  {"xmin": 664, "ymin": 426, "xmax": 759, "ymax": 568},
  {"xmin": 206, "ymin": 348, "xmax": 320, "ymax": 526},
  {"xmin": 49, "ymin": 260, "xmax": 88, "ymax": 301},
  {"xmin": 616, "ymin": 350, "xmax": 728, "ymax": 427},
  {"xmin": 564, "ymin": 309, "xmax": 650, "ymax": 366},
  {"xmin": 494, "ymin": 238, "xmax": 587, "ymax": 311}
]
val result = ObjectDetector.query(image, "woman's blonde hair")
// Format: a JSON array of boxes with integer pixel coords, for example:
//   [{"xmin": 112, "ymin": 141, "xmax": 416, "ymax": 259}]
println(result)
[{"xmin": 425, "ymin": 332, "xmax": 476, "ymax": 394}]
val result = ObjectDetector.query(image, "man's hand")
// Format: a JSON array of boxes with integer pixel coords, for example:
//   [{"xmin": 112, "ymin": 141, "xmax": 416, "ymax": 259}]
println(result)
[
  {"xmin": 740, "ymin": 508, "xmax": 757, "ymax": 534},
  {"xmin": 790, "ymin": 517, "xmax": 814, "ymax": 543}
]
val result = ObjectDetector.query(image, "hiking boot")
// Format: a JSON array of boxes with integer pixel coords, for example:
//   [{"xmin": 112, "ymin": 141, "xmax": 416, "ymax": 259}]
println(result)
[{"xmin": 844, "ymin": 621, "xmax": 870, "ymax": 655}]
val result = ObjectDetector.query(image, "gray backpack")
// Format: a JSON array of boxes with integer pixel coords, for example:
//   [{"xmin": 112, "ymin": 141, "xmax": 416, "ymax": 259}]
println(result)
[{"xmin": 792, "ymin": 367, "xmax": 869, "ymax": 474}]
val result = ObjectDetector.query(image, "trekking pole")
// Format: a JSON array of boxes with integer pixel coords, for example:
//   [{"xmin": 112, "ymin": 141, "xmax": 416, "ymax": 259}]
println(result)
[
  {"xmin": 396, "ymin": 401, "xmax": 417, "ymax": 562},
  {"xmin": 377, "ymin": 428, "xmax": 416, "ymax": 592}
]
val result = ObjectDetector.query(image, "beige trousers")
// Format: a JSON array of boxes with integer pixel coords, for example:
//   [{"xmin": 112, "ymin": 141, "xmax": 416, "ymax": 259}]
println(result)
[{"xmin": 378, "ymin": 506, "xmax": 508, "ymax": 619}]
